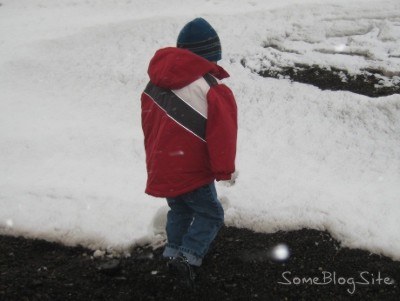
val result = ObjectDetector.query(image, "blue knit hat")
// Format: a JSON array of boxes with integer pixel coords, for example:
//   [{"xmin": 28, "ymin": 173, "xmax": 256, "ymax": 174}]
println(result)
[{"xmin": 177, "ymin": 18, "xmax": 222, "ymax": 62}]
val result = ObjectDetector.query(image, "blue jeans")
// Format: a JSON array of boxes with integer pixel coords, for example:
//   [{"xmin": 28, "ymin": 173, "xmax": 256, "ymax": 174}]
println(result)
[{"xmin": 162, "ymin": 181, "xmax": 224, "ymax": 266}]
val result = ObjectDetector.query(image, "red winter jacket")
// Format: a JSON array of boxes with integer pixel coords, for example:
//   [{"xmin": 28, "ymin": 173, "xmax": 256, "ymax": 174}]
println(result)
[{"xmin": 141, "ymin": 47, "xmax": 237, "ymax": 198}]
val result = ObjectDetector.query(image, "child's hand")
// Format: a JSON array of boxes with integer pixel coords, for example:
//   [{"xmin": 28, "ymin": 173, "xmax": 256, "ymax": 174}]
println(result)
[{"xmin": 221, "ymin": 170, "xmax": 239, "ymax": 187}]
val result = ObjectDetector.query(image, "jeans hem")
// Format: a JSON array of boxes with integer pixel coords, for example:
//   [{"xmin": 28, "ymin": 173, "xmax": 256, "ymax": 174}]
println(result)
[
  {"xmin": 162, "ymin": 245, "xmax": 180, "ymax": 258},
  {"xmin": 179, "ymin": 248, "xmax": 203, "ymax": 267}
]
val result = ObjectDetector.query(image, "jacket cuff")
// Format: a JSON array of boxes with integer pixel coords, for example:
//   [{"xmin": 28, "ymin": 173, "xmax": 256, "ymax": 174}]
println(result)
[{"xmin": 215, "ymin": 173, "xmax": 231, "ymax": 181}]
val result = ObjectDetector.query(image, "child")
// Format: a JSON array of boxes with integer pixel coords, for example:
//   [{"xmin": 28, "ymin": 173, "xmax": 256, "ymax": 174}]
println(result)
[{"xmin": 141, "ymin": 17, "xmax": 237, "ymax": 287}]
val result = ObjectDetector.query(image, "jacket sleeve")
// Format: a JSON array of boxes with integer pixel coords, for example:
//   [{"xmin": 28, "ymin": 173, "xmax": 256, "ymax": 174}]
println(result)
[{"xmin": 206, "ymin": 84, "xmax": 238, "ymax": 181}]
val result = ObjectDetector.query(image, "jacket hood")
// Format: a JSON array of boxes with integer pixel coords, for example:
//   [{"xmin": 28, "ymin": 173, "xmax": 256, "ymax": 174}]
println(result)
[{"xmin": 147, "ymin": 47, "xmax": 229, "ymax": 90}]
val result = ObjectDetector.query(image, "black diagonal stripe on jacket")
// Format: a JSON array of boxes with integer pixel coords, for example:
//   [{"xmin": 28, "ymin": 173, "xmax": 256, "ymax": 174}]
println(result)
[{"xmin": 144, "ymin": 82, "xmax": 207, "ymax": 142}]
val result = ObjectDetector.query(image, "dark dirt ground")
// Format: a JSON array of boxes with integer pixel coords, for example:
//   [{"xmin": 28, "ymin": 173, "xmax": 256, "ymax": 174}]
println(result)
[
  {"xmin": 1, "ymin": 227, "xmax": 400, "ymax": 301},
  {"xmin": 241, "ymin": 59, "xmax": 400, "ymax": 98},
  {"xmin": 1, "ymin": 67, "xmax": 399, "ymax": 301}
]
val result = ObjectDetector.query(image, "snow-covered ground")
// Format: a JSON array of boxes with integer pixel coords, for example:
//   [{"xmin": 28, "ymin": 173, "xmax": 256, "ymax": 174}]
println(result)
[{"xmin": 1, "ymin": 0, "xmax": 399, "ymax": 259}]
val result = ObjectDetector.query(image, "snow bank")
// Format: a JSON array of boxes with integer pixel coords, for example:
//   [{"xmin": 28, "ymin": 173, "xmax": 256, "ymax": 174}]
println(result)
[{"xmin": 1, "ymin": 0, "xmax": 399, "ymax": 259}]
